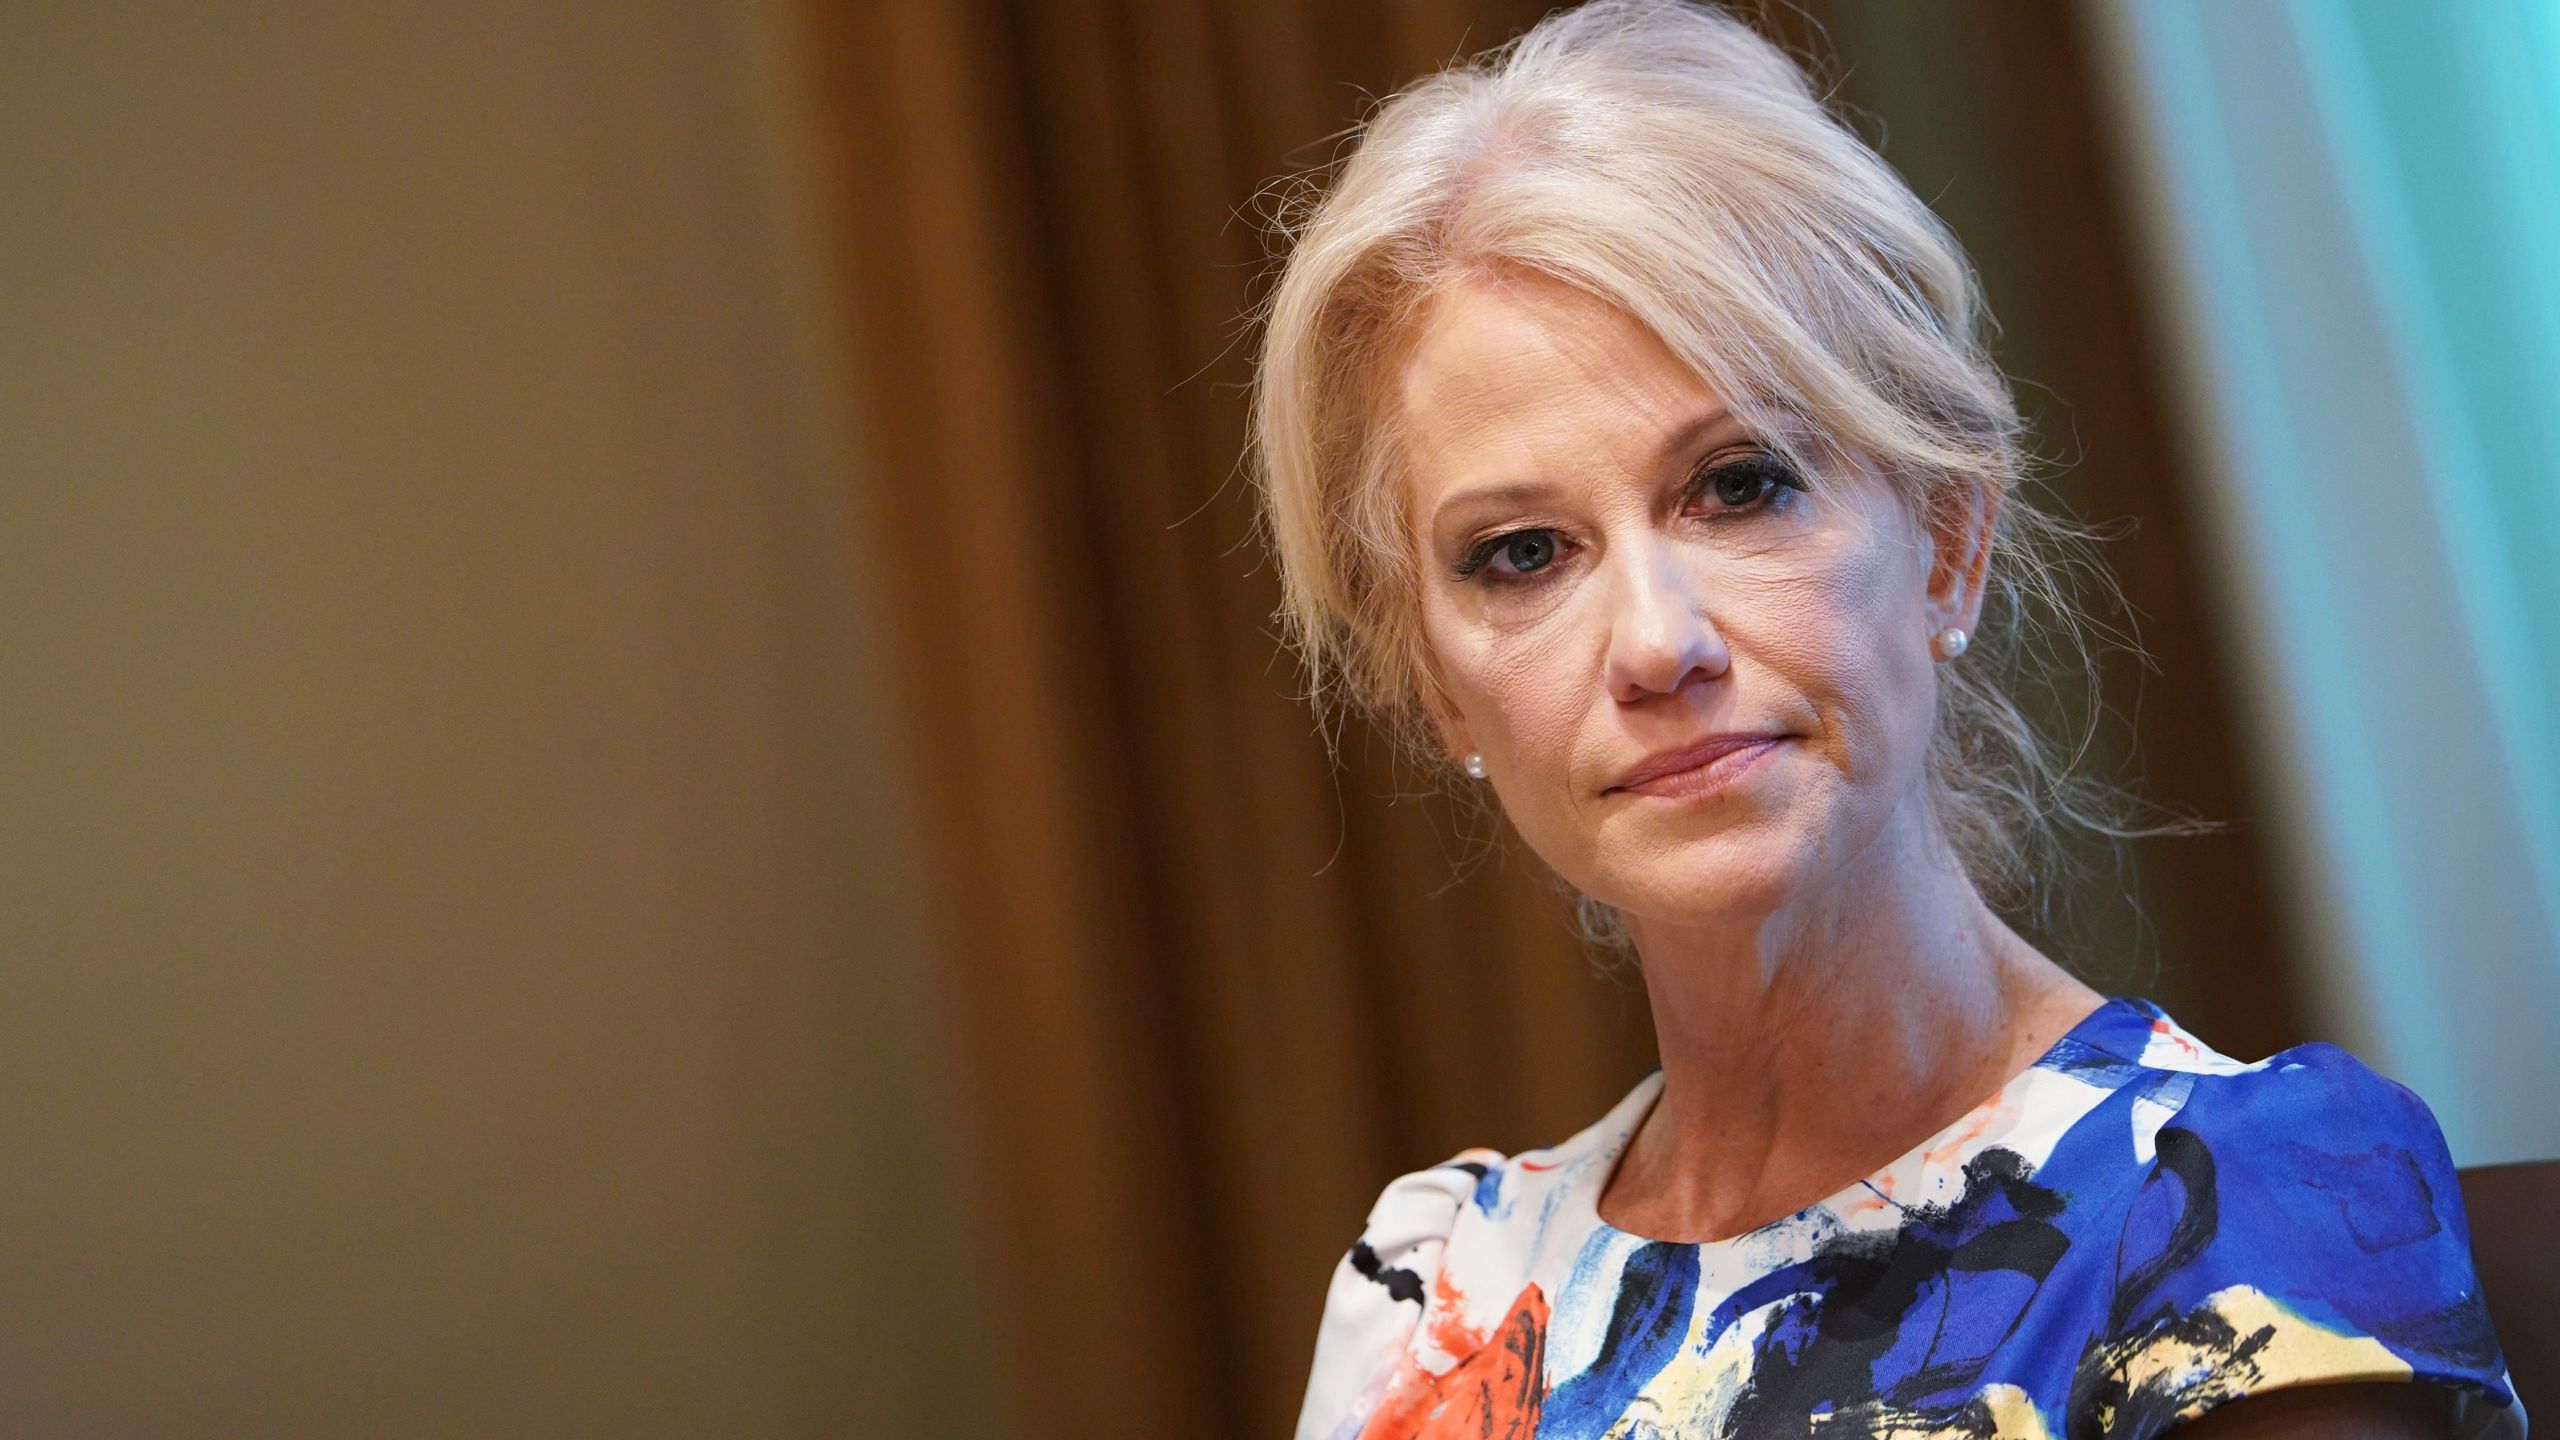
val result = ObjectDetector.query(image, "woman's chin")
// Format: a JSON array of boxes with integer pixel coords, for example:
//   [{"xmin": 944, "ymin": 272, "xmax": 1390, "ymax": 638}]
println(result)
[{"xmin": 1585, "ymin": 838, "xmax": 1807, "ymax": 929}]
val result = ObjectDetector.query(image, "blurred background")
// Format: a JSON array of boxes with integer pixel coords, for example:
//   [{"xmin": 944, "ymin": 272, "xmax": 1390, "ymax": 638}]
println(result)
[{"xmin": 4, "ymin": 0, "xmax": 2553, "ymax": 1435}]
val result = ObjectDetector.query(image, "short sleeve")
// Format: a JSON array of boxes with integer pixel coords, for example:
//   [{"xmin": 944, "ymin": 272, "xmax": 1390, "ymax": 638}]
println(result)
[
  {"xmin": 1291, "ymin": 1151, "xmax": 1494, "ymax": 1440},
  {"xmin": 2078, "ymin": 1045, "xmax": 2525, "ymax": 1439}
]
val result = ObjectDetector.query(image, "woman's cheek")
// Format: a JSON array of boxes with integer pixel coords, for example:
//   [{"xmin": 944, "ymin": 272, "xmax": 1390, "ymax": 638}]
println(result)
[
  {"xmin": 1480, "ymin": 625, "xmax": 1579, "ymax": 752},
  {"xmin": 1435, "ymin": 614, "xmax": 1578, "ymax": 787},
  {"xmin": 1780, "ymin": 591, "xmax": 1932, "ymax": 784}
]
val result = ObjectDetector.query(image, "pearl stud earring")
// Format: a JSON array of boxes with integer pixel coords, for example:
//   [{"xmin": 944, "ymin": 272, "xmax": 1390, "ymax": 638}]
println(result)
[
  {"xmin": 1934, "ymin": 626, "xmax": 1970, "ymax": 661},
  {"xmin": 1463, "ymin": 753, "xmax": 1488, "ymax": 780}
]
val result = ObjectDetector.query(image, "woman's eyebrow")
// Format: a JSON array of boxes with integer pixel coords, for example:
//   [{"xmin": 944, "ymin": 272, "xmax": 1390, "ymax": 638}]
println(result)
[
  {"xmin": 1428, "ymin": 480, "xmax": 1561, "ymax": 539},
  {"xmin": 1657, "ymin": 403, "xmax": 1740, "ymax": 460},
  {"xmin": 1425, "ymin": 405, "xmax": 1746, "ymax": 538}
]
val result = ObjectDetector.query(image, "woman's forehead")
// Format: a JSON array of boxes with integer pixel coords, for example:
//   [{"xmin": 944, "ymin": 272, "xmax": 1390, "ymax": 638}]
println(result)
[{"xmin": 1395, "ymin": 277, "xmax": 1723, "ymax": 478}]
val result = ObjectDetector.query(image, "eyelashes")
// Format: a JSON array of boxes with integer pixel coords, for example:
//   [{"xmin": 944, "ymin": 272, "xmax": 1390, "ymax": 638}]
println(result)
[
  {"xmin": 1694, "ymin": 453, "xmax": 1803, "ymax": 512},
  {"xmin": 1448, "ymin": 452, "xmax": 1806, "ymax": 585},
  {"xmin": 1452, "ymin": 527, "xmax": 1566, "ymax": 584}
]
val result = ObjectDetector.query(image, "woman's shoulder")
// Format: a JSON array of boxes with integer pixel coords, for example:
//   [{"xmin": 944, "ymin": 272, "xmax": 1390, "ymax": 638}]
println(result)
[
  {"xmin": 1292, "ymin": 1077, "xmax": 1658, "ymax": 1440},
  {"xmin": 2133, "ymin": 1001, "xmax": 2434, "ymax": 1122},
  {"xmin": 1343, "ymin": 1146, "xmax": 1506, "ymax": 1291},
  {"xmin": 2042, "ymin": 997, "xmax": 2461, "ymax": 1182},
  {"xmin": 2111, "ymin": 1005, "xmax": 2478, "ymax": 1261},
  {"xmin": 1289, "ymin": 1145, "xmax": 1505, "ymax": 1440},
  {"xmin": 1319, "ymin": 1074, "xmax": 1654, "ymax": 1307},
  {"xmin": 2062, "ymin": 1001, "xmax": 2524, "ymax": 1438}
]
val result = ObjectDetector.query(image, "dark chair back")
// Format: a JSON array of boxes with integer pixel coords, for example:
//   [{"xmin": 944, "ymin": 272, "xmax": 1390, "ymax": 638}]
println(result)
[{"xmin": 2459, "ymin": 1160, "xmax": 2557, "ymax": 1408}]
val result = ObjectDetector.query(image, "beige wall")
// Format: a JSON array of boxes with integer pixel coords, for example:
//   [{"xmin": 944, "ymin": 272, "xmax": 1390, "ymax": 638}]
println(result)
[{"xmin": 0, "ymin": 4, "xmax": 999, "ymax": 1434}]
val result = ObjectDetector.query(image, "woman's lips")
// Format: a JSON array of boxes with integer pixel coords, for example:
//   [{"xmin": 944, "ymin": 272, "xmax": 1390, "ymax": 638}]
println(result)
[{"xmin": 1607, "ymin": 735, "xmax": 1786, "ymax": 799}]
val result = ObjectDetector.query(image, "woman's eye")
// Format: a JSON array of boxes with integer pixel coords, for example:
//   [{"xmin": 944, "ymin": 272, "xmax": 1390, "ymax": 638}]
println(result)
[
  {"xmin": 1695, "ymin": 454, "xmax": 1803, "ymax": 512},
  {"xmin": 1456, "ymin": 528, "xmax": 1565, "ymax": 582},
  {"xmin": 1498, "ymin": 531, "xmax": 1559, "ymax": 573}
]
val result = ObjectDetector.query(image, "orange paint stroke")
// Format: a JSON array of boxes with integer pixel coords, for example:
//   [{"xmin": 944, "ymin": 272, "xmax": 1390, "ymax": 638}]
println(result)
[{"xmin": 1359, "ymin": 1284, "xmax": 1549, "ymax": 1440}]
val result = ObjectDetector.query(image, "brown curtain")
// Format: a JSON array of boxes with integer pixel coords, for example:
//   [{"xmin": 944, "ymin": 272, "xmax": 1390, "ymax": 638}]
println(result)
[
  {"xmin": 802, "ymin": 3, "xmax": 1653, "ymax": 1433},
  {"xmin": 799, "ymin": 2, "xmax": 2302, "ymax": 1435}
]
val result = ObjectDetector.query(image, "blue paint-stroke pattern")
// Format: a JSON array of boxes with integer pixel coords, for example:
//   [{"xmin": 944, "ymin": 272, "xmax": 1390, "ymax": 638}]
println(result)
[{"xmin": 1301, "ymin": 995, "xmax": 2526, "ymax": 1440}]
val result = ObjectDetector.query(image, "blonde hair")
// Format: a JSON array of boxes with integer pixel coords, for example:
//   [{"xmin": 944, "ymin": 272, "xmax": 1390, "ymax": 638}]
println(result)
[{"xmin": 1250, "ymin": 0, "xmax": 2172, "ymax": 941}]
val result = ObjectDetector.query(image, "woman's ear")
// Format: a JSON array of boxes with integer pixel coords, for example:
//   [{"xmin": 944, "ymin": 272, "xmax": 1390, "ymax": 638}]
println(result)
[{"xmin": 1926, "ymin": 474, "xmax": 2001, "ymax": 636}]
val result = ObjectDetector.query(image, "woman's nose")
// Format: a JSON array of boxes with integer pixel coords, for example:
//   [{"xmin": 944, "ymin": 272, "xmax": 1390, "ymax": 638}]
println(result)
[{"xmin": 1604, "ymin": 545, "xmax": 1730, "ymax": 702}]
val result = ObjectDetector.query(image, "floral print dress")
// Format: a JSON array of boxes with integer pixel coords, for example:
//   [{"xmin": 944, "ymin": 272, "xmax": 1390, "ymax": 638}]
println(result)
[{"xmin": 1294, "ymin": 995, "xmax": 2525, "ymax": 1439}]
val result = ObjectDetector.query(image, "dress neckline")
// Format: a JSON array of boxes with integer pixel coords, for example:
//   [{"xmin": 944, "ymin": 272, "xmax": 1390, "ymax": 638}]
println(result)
[{"xmin": 1561, "ymin": 993, "xmax": 2148, "ymax": 1250}]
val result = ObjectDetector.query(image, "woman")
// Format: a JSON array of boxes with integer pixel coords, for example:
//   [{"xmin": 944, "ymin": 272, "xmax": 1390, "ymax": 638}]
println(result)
[{"xmin": 1250, "ymin": 3, "xmax": 2524, "ymax": 1438}]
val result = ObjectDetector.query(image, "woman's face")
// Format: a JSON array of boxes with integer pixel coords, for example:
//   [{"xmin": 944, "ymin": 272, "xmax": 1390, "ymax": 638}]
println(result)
[{"xmin": 1395, "ymin": 268, "xmax": 1983, "ymax": 927}]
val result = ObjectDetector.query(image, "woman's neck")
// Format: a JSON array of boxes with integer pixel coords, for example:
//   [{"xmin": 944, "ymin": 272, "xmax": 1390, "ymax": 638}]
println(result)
[{"xmin": 1604, "ymin": 799, "xmax": 2102, "ymax": 1244}]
